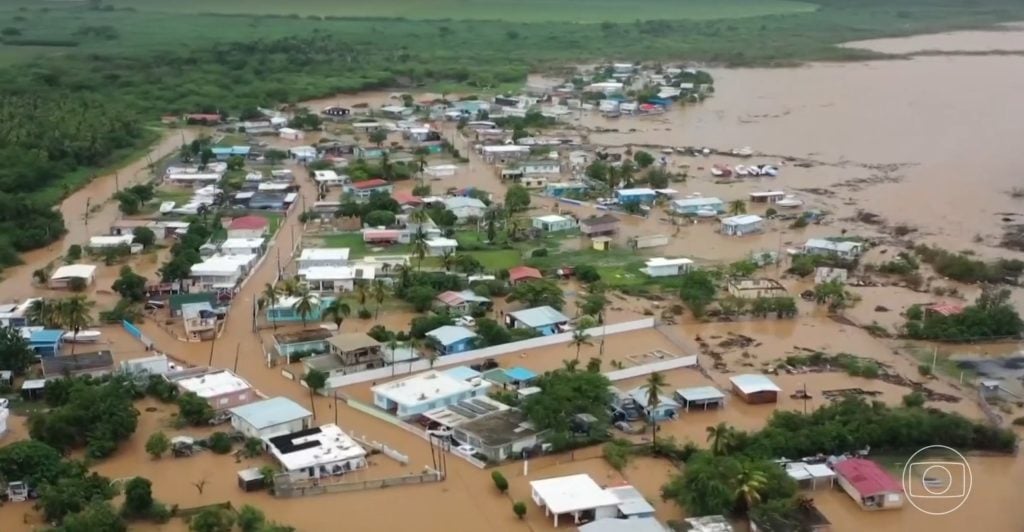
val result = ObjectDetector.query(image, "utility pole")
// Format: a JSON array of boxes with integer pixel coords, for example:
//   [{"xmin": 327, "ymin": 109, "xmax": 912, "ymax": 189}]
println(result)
[
  {"xmin": 207, "ymin": 329, "xmax": 217, "ymax": 367},
  {"xmin": 232, "ymin": 343, "xmax": 240, "ymax": 373}
]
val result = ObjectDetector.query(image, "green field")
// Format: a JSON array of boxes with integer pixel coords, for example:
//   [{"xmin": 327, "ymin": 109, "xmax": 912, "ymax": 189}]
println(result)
[{"xmin": 103, "ymin": 0, "xmax": 817, "ymax": 23}]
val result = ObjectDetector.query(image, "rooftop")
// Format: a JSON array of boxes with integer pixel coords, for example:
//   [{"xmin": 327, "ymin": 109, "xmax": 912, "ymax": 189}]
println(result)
[
  {"xmin": 299, "ymin": 266, "xmax": 375, "ymax": 282},
  {"xmin": 804, "ymin": 238, "xmax": 862, "ymax": 252},
  {"xmin": 578, "ymin": 518, "xmax": 667, "ymax": 532},
  {"xmin": 627, "ymin": 386, "xmax": 681, "ymax": 409},
  {"xmin": 504, "ymin": 366, "xmax": 538, "ymax": 382},
  {"xmin": 721, "ymin": 214, "xmax": 763, "ymax": 225},
  {"xmin": 421, "ymin": 396, "xmax": 510, "ymax": 427},
  {"xmin": 444, "ymin": 196, "xmax": 487, "ymax": 209},
  {"xmin": 427, "ymin": 325, "xmax": 478, "ymax": 347},
  {"xmin": 581, "ymin": 214, "xmax": 619, "ymax": 226},
  {"xmin": 682, "ymin": 515, "xmax": 733, "ymax": 532},
  {"xmin": 675, "ymin": 386, "xmax": 725, "ymax": 402},
  {"xmin": 535, "ymin": 214, "xmax": 572, "ymax": 223},
  {"xmin": 299, "ymin": 248, "xmax": 350, "ymax": 262},
  {"xmin": 273, "ymin": 328, "xmax": 334, "ymax": 345},
  {"xmin": 171, "ymin": 369, "xmax": 251, "ymax": 398},
  {"xmin": 456, "ymin": 408, "xmax": 540, "ymax": 447},
  {"xmin": 834, "ymin": 458, "xmax": 902, "ymax": 496},
  {"xmin": 442, "ymin": 365, "xmax": 482, "ymax": 382},
  {"xmin": 436, "ymin": 290, "xmax": 491, "ymax": 307},
  {"xmin": 530, "ymin": 474, "xmax": 620, "ymax": 514},
  {"xmin": 508, "ymin": 265, "xmax": 542, "ymax": 283},
  {"xmin": 425, "ymin": 237, "xmax": 458, "ymax": 247},
  {"xmin": 41, "ymin": 351, "xmax": 114, "ymax": 376},
  {"xmin": 606, "ymin": 485, "xmax": 656, "ymax": 517},
  {"xmin": 509, "ymin": 306, "xmax": 570, "ymax": 328},
  {"xmin": 372, "ymin": 370, "xmax": 489, "ymax": 408},
  {"xmin": 50, "ymin": 264, "xmax": 97, "ymax": 280},
  {"xmin": 230, "ymin": 397, "xmax": 312, "ymax": 430},
  {"xmin": 327, "ymin": 333, "xmax": 381, "ymax": 353},
  {"xmin": 673, "ymin": 196, "xmax": 724, "ymax": 207},
  {"xmin": 228, "ymin": 215, "xmax": 268, "ymax": 231},
  {"xmin": 350, "ymin": 178, "xmax": 389, "ymax": 190},
  {"xmin": 616, "ymin": 188, "xmax": 656, "ymax": 196},
  {"xmin": 750, "ymin": 190, "xmax": 786, "ymax": 197},
  {"xmin": 221, "ymin": 237, "xmax": 265, "ymax": 249},
  {"xmin": 729, "ymin": 278, "xmax": 785, "ymax": 291},
  {"xmin": 730, "ymin": 374, "xmax": 781, "ymax": 394},
  {"xmin": 266, "ymin": 424, "xmax": 366, "ymax": 472},
  {"xmin": 645, "ymin": 257, "xmax": 694, "ymax": 267}
]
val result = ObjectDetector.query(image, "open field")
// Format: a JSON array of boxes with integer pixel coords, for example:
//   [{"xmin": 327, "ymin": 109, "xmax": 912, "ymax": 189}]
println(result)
[{"xmin": 101, "ymin": 0, "xmax": 818, "ymax": 23}]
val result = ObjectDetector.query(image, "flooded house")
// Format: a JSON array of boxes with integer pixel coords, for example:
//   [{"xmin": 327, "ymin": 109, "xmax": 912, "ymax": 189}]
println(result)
[
  {"xmin": 508, "ymin": 265, "xmax": 543, "ymax": 286},
  {"xmin": 190, "ymin": 254, "xmax": 256, "ymax": 291},
  {"xmin": 727, "ymin": 279, "xmax": 787, "ymax": 299},
  {"xmin": 720, "ymin": 214, "xmax": 764, "ymax": 236},
  {"xmin": 580, "ymin": 214, "xmax": 620, "ymax": 237},
  {"xmin": 531, "ymin": 474, "xmax": 648, "ymax": 527},
  {"xmin": 48, "ymin": 264, "xmax": 97, "ymax": 290},
  {"xmin": 226, "ymin": 215, "xmax": 269, "ymax": 239},
  {"xmin": 545, "ymin": 182, "xmax": 589, "ymax": 198},
  {"xmin": 296, "ymin": 248, "xmax": 351, "ymax": 270},
  {"xmin": 25, "ymin": 328, "xmax": 63, "ymax": 357},
  {"xmin": 443, "ymin": 196, "xmax": 488, "ymax": 221},
  {"xmin": 749, "ymin": 190, "xmax": 787, "ymax": 204},
  {"xmin": 345, "ymin": 179, "xmax": 394, "ymax": 201},
  {"xmin": 41, "ymin": 351, "xmax": 114, "ymax": 379},
  {"xmin": 166, "ymin": 367, "xmax": 257, "ymax": 415},
  {"xmin": 371, "ymin": 369, "xmax": 491, "ymax": 419},
  {"xmin": 518, "ymin": 159, "xmax": 562, "ymax": 175},
  {"xmin": 451, "ymin": 408, "xmax": 544, "ymax": 462},
  {"xmin": 642, "ymin": 257, "xmax": 695, "ymax": 278},
  {"xmin": 480, "ymin": 145, "xmax": 531, "ymax": 164},
  {"xmin": 265, "ymin": 424, "xmax": 368, "ymax": 481},
  {"xmin": 426, "ymin": 325, "xmax": 478, "ymax": 355},
  {"xmin": 833, "ymin": 458, "xmax": 904, "ymax": 511},
  {"xmin": 626, "ymin": 386, "xmax": 680, "ymax": 421},
  {"xmin": 425, "ymin": 237, "xmax": 458, "ymax": 256},
  {"xmin": 505, "ymin": 306, "xmax": 571, "ymax": 336},
  {"xmin": 272, "ymin": 329, "xmax": 334, "ymax": 361},
  {"xmin": 614, "ymin": 188, "xmax": 657, "ymax": 205},
  {"xmin": 671, "ymin": 196, "xmax": 725, "ymax": 215},
  {"xmin": 435, "ymin": 290, "xmax": 492, "ymax": 316},
  {"xmin": 310, "ymin": 332, "xmax": 384, "ymax": 374},
  {"xmin": 313, "ymin": 169, "xmax": 347, "ymax": 188},
  {"xmin": 229, "ymin": 396, "xmax": 313, "ymax": 440},
  {"xmin": 298, "ymin": 266, "xmax": 375, "ymax": 293},
  {"xmin": 729, "ymin": 374, "xmax": 781, "ymax": 404},
  {"xmin": 673, "ymin": 386, "xmax": 726, "ymax": 412},
  {"xmin": 532, "ymin": 214, "xmax": 577, "ymax": 233},
  {"xmin": 181, "ymin": 301, "xmax": 218, "ymax": 341},
  {"xmin": 802, "ymin": 239, "xmax": 865, "ymax": 260}
]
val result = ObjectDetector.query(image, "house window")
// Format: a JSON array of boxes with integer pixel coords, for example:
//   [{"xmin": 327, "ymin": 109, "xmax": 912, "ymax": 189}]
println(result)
[
  {"xmin": 219, "ymin": 398, "xmax": 229, "ymax": 405},
  {"xmin": 238, "ymin": 394, "xmax": 247, "ymax": 401}
]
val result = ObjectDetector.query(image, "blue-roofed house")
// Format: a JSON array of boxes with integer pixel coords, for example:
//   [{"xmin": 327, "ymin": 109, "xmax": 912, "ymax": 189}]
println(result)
[
  {"xmin": 627, "ymin": 386, "xmax": 681, "ymax": 421},
  {"xmin": 442, "ymin": 365, "xmax": 482, "ymax": 382},
  {"xmin": 614, "ymin": 188, "xmax": 657, "ymax": 205},
  {"xmin": 211, "ymin": 146, "xmax": 251, "ymax": 160},
  {"xmin": 671, "ymin": 196, "xmax": 725, "ymax": 215},
  {"xmin": 426, "ymin": 325, "xmax": 478, "ymax": 355},
  {"xmin": 265, "ymin": 295, "xmax": 333, "ymax": 323},
  {"xmin": 545, "ymin": 182, "xmax": 589, "ymax": 198},
  {"xmin": 229, "ymin": 396, "xmax": 313, "ymax": 439},
  {"xmin": 27, "ymin": 329, "xmax": 63, "ymax": 357},
  {"xmin": 504, "ymin": 366, "xmax": 538, "ymax": 385},
  {"xmin": 504, "ymin": 306, "xmax": 571, "ymax": 336}
]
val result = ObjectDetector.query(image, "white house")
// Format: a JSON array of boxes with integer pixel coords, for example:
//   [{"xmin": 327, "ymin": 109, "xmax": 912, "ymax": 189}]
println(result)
[
  {"xmin": 88, "ymin": 234, "xmax": 134, "ymax": 249},
  {"xmin": 220, "ymin": 237, "xmax": 265, "ymax": 256},
  {"xmin": 519, "ymin": 160, "xmax": 561, "ymax": 175},
  {"xmin": 298, "ymin": 265, "xmax": 375, "ymax": 293},
  {"xmin": 229, "ymin": 396, "xmax": 313, "ymax": 439},
  {"xmin": 49, "ymin": 264, "xmax": 97, "ymax": 289},
  {"xmin": 671, "ymin": 197, "xmax": 725, "ymax": 215},
  {"xmin": 297, "ymin": 248, "xmax": 350, "ymax": 270},
  {"xmin": 265, "ymin": 423, "xmax": 367, "ymax": 481},
  {"xmin": 278, "ymin": 127, "xmax": 304, "ymax": 141},
  {"xmin": 190, "ymin": 254, "xmax": 256, "ymax": 290},
  {"xmin": 443, "ymin": 197, "xmax": 487, "ymax": 221},
  {"xmin": 720, "ymin": 214, "xmax": 764, "ymax": 236},
  {"xmin": 803, "ymin": 239, "xmax": 864, "ymax": 260},
  {"xmin": 642, "ymin": 257, "xmax": 694, "ymax": 278},
  {"xmin": 425, "ymin": 237, "xmax": 458, "ymax": 257},
  {"xmin": 480, "ymin": 145, "xmax": 530, "ymax": 163},
  {"xmin": 313, "ymin": 170, "xmax": 347, "ymax": 187},
  {"xmin": 425, "ymin": 164, "xmax": 458, "ymax": 178},
  {"xmin": 530, "ymin": 474, "xmax": 621, "ymax": 527},
  {"xmin": 164, "ymin": 172, "xmax": 222, "ymax": 186},
  {"xmin": 586, "ymin": 81, "xmax": 625, "ymax": 94},
  {"xmin": 289, "ymin": 145, "xmax": 317, "ymax": 162},
  {"xmin": 532, "ymin": 214, "xmax": 576, "ymax": 233},
  {"xmin": 371, "ymin": 370, "xmax": 491, "ymax": 419}
]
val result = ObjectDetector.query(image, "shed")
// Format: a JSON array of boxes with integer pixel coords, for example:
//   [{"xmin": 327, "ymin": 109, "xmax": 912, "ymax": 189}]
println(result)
[
  {"xmin": 720, "ymin": 214, "xmax": 764, "ymax": 236},
  {"xmin": 730, "ymin": 374, "xmax": 781, "ymax": 404},
  {"xmin": 530, "ymin": 474, "xmax": 621, "ymax": 527},
  {"xmin": 674, "ymin": 386, "xmax": 725, "ymax": 411},
  {"xmin": 20, "ymin": 379, "xmax": 47, "ymax": 400},
  {"xmin": 508, "ymin": 265, "xmax": 543, "ymax": 285},
  {"xmin": 833, "ymin": 458, "xmax": 904, "ymax": 510},
  {"xmin": 427, "ymin": 326, "xmax": 478, "ymax": 355},
  {"xmin": 237, "ymin": 467, "xmax": 266, "ymax": 492},
  {"xmin": 49, "ymin": 264, "xmax": 97, "ymax": 289}
]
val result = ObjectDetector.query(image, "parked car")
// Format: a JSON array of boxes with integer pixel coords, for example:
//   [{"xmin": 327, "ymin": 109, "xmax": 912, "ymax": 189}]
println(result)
[
  {"xmin": 455, "ymin": 316, "xmax": 476, "ymax": 327},
  {"xmin": 455, "ymin": 444, "xmax": 477, "ymax": 457}
]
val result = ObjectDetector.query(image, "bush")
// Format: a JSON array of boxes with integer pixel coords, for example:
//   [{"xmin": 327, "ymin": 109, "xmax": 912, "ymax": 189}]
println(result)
[
  {"xmin": 367, "ymin": 324, "xmax": 393, "ymax": 342},
  {"xmin": 207, "ymin": 432, "xmax": 233, "ymax": 454},
  {"xmin": 574, "ymin": 264, "xmax": 601, "ymax": 283},
  {"xmin": 530, "ymin": 248, "xmax": 548, "ymax": 258},
  {"xmin": 491, "ymin": 471, "xmax": 508, "ymax": 493},
  {"xmin": 512, "ymin": 501, "xmax": 527, "ymax": 519},
  {"xmin": 603, "ymin": 439, "xmax": 633, "ymax": 471},
  {"xmin": 357, "ymin": 308, "xmax": 372, "ymax": 320},
  {"xmin": 918, "ymin": 364, "xmax": 933, "ymax": 377},
  {"xmin": 145, "ymin": 431, "xmax": 170, "ymax": 459},
  {"xmin": 902, "ymin": 392, "xmax": 926, "ymax": 408},
  {"xmin": 1012, "ymin": 417, "xmax": 1024, "ymax": 427}
]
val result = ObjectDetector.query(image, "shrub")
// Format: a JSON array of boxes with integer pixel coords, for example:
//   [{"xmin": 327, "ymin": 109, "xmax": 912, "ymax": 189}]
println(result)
[
  {"xmin": 902, "ymin": 392, "xmax": 926, "ymax": 408},
  {"xmin": 357, "ymin": 308, "xmax": 372, "ymax": 320},
  {"xmin": 575, "ymin": 264, "xmax": 601, "ymax": 283},
  {"xmin": 512, "ymin": 501, "xmax": 527, "ymax": 519},
  {"xmin": 491, "ymin": 471, "xmax": 508, "ymax": 493},
  {"xmin": 145, "ymin": 431, "xmax": 170, "ymax": 459},
  {"xmin": 207, "ymin": 432, "xmax": 233, "ymax": 454},
  {"xmin": 531, "ymin": 248, "xmax": 548, "ymax": 258},
  {"xmin": 918, "ymin": 364, "xmax": 933, "ymax": 377},
  {"xmin": 1012, "ymin": 417, "xmax": 1024, "ymax": 427},
  {"xmin": 603, "ymin": 439, "xmax": 633, "ymax": 471}
]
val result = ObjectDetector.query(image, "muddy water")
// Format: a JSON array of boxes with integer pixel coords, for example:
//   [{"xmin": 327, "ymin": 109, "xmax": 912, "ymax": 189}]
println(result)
[{"xmin": 843, "ymin": 23, "xmax": 1024, "ymax": 54}]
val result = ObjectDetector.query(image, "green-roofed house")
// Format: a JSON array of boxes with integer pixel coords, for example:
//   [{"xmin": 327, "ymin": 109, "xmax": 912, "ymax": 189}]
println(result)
[{"xmin": 170, "ymin": 292, "xmax": 219, "ymax": 318}]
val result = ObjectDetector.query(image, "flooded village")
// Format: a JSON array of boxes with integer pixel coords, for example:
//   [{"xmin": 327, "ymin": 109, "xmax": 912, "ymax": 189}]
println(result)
[{"xmin": 1, "ymin": 24, "xmax": 1024, "ymax": 532}]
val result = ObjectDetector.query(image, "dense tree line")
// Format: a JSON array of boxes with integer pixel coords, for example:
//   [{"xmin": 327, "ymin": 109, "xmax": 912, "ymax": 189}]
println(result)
[
  {"xmin": 30, "ymin": 376, "xmax": 140, "ymax": 459},
  {"xmin": 904, "ymin": 288, "xmax": 1023, "ymax": 341}
]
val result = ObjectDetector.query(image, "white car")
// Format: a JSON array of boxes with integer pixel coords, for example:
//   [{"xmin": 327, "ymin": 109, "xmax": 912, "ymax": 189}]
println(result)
[
  {"xmin": 455, "ymin": 444, "xmax": 477, "ymax": 457},
  {"xmin": 0, "ymin": 398, "xmax": 8, "ymax": 409},
  {"xmin": 455, "ymin": 316, "xmax": 476, "ymax": 327},
  {"xmin": 596, "ymin": 197, "xmax": 618, "ymax": 206}
]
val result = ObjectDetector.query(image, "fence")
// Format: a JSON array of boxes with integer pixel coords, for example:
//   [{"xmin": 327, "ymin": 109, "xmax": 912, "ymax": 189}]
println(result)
[
  {"xmin": 603, "ymin": 355, "xmax": 699, "ymax": 382},
  {"xmin": 273, "ymin": 470, "xmax": 443, "ymax": 498},
  {"xmin": 323, "ymin": 317, "xmax": 656, "ymax": 389},
  {"xmin": 122, "ymin": 319, "xmax": 154, "ymax": 350}
]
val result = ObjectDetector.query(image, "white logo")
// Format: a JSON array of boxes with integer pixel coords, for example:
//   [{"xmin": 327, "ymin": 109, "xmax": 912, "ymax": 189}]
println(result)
[{"xmin": 901, "ymin": 445, "xmax": 973, "ymax": 515}]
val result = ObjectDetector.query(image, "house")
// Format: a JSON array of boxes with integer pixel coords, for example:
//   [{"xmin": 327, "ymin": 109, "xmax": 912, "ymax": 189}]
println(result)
[
  {"xmin": 627, "ymin": 386, "xmax": 680, "ymax": 421},
  {"xmin": 380, "ymin": 105, "xmax": 413, "ymax": 118},
  {"xmin": 265, "ymin": 424, "xmax": 367, "ymax": 481},
  {"xmin": 190, "ymin": 254, "xmax": 256, "ymax": 290},
  {"xmin": 265, "ymin": 295, "xmax": 330, "ymax": 324},
  {"xmin": 671, "ymin": 197, "xmax": 725, "ymax": 215},
  {"xmin": 579, "ymin": 517, "xmax": 668, "ymax": 532},
  {"xmin": 727, "ymin": 279, "xmax": 787, "ymax": 299},
  {"xmin": 451, "ymin": 408, "xmax": 544, "ymax": 462},
  {"xmin": 0, "ymin": 299, "xmax": 38, "ymax": 328},
  {"xmin": 720, "ymin": 214, "xmax": 764, "ymax": 236},
  {"xmin": 586, "ymin": 81, "xmax": 625, "ymax": 94},
  {"xmin": 531, "ymin": 214, "xmax": 576, "ymax": 233},
  {"xmin": 435, "ymin": 290, "xmax": 492, "ymax": 315},
  {"xmin": 166, "ymin": 368, "xmax": 257, "ymax": 413},
  {"xmin": 362, "ymin": 229, "xmax": 402, "ymax": 245},
  {"xmin": 833, "ymin": 459, "xmax": 904, "ymax": 511},
  {"xmin": 278, "ymin": 127, "xmax": 304, "ymax": 141},
  {"xmin": 109, "ymin": 219, "xmax": 153, "ymax": 237},
  {"xmin": 298, "ymin": 265, "xmax": 374, "ymax": 293},
  {"xmin": 372, "ymin": 370, "xmax": 491, "ymax": 418},
  {"xmin": 211, "ymin": 146, "xmax": 251, "ymax": 160},
  {"xmin": 642, "ymin": 257, "xmax": 694, "ymax": 278},
  {"xmin": 443, "ymin": 196, "xmax": 487, "ymax": 221},
  {"xmin": 425, "ymin": 164, "xmax": 458, "ymax": 179},
  {"xmin": 580, "ymin": 214, "xmax": 619, "ymax": 237},
  {"xmin": 803, "ymin": 239, "xmax": 864, "ymax": 260},
  {"xmin": 815, "ymin": 267, "xmax": 848, "ymax": 285},
  {"xmin": 480, "ymin": 145, "xmax": 530, "ymax": 163},
  {"xmin": 227, "ymin": 216, "xmax": 269, "ymax": 239},
  {"xmin": 519, "ymin": 160, "xmax": 561, "ymax": 175},
  {"xmin": 426, "ymin": 325, "xmax": 478, "ymax": 356},
  {"xmin": 26, "ymin": 329, "xmax": 63, "ymax": 357},
  {"xmin": 605, "ymin": 485, "xmax": 657, "ymax": 520},
  {"xmin": 630, "ymin": 234, "xmax": 668, "ymax": 250},
  {"xmin": 674, "ymin": 386, "xmax": 726, "ymax": 412},
  {"xmin": 925, "ymin": 302, "xmax": 965, "ymax": 318},
  {"xmin": 49, "ymin": 264, "xmax": 97, "ymax": 289},
  {"xmin": 425, "ymin": 237, "xmax": 458, "ymax": 257},
  {"xmin": 165, "ymin": 172, "xmax": 223, "ymax": 186},
  {"xmin": 749, "ymin": 191, "xmax": 787, "ymax": 204},
  {"xmin": 346, "ymin": 179, "xmax": 393, "ymax": 201},
  {"xmin": 230, "ymin": 397, "xmax": 313, "ymax": 440},
  {"xmin": 530, "ymin": 474, "xmax": 621, "ymax": 527},
  {"xmin": 614, "ymin": 188, "xmax": 657, "ymax": 205},
  {"xmin": 41, "ymin": 351, "xmax": 115, "ymax": 379},
  {"xmin": 520, "ymin": 176, "xmax": 548, "ymax": 189},
  {"xmin": 683, "ymin": 515, "xmax": 733, "ymax": 532},
  {"xmin": 169, "ymin": 293, "xmax": 218, "ymax": 318},
  {"xmin": 119, "ymin": 355, "xmax": 172, "ymax": 380},
  {"xmin": 322, "ymin": 333, "xmax": 384, "ymax": 371},
  {"xmin": 784, "ymin": 461, "xmax": 837, "ymax": 490},
  {"xmin": 289, "ymin": 145, "xmax": 317, "ymax": 162},
  {"xmin": 505, "ymin": 306, "xmax": 571, "ymax": 336},
  {"xmin": 273, "ymin": 329, "xmax": 334, "ymax": 360},
  {"xmin": 181, "ymin": 302, "xmax": 218, "ymax": 341},
  {"xmin": 508, "ymin": 265, "xmax": 543, "ymax": 285},
  {"xmin": 730, "ymin": 374, "xmax": 781, "ymax": 404},
  {"xmin": 220, "ymin": 237, "xmax": 265, "ymax": 256},
  {"xmin": 88, "ymin": 234, "xmax": 134, "ymax": 250},
  {"xmin": 313, "ymin": 170, "xmax": 347, "ymax": 187},
  {"xmin": 297, "ymin": 248, "xmax": 350, "ymax": 270},
  {"xmin": 545, "ymin": 182, "xmax": 589, "ymax": 198}
]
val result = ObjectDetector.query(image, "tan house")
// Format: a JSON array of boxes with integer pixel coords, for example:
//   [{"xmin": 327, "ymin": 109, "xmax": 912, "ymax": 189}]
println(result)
[{"xmin": 727, "ymin": 279, "xmax": 787, "ymax": 299}]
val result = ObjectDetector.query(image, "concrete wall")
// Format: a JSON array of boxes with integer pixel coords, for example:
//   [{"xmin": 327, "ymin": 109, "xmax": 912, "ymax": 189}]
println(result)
[{"xmin": 603, "ymin": 355, "xmax": 699, "ymax": 382}]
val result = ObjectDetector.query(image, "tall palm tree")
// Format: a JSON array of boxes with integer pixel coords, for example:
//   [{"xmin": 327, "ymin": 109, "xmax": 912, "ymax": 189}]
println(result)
[
  {"xmin": 706, "ymin": 422, "xmax": 734, "ymax": 456},
  {"xmin": 414, "ymin": 153, "xmax": 428, "ymax": 184},
  {"xmin": 277, "ymin": 277, "xmax": 302, "ymax": 297},
  {"xmin": 259, "ymin": 283, "xmax": 281, "ymax": 329},
  {"xmin": 321, "ymin": 299, "xmax": 352, "ymax": 330},
  {"xmin": 408, "ymin": 207, "xmax": 430, "ymax": 225},
  {"xmin": 567, "ymin": 327, "xmax": 593, "ymax": 362},
  {"xmin": 562, "ymin": 359, "xmax": 580, "ymax": 373},
  {"xmin": 410, "ymin": 228, "xmax": 428, "ymax": 270},
  {"xmin": 387, "ymin": 338, "xmax": 400, "ymax": 376},
  {"xmin": 427, "ymin": 349, "xmax": 439, "ymax": 369},
  {"xmin": 59, "ymin": 295, "xmax": 94, "ymax": 356},
  {"xmin": 371, "ymin": 279, "xmax": 389, "ymax": 320},
  {"xmin": 440, "ymin": 250, "xmax": 456, "ymax": 272},
  {"xmin": 291, "ymin": 288, "xmax": 318, "ymax": 327},
  {"xmin": 734, "ymin": 462, "xmax": 768, "ymax": 511},
  {"xmin": 27, "ymin": 298, "xmax": 59, "ymax": 328},
  {"xmin": 354, "ymin": 282, "xmax": 370, "ymax": 312},
  {"xmin": 303, "ymin": 369, "xmax": 328, "ymax": 418},
  {"xmin": 643, "ymin": 371, "xmax": 668, "ymax": 448},
  {"xmin": 728, "ymin": 199, "xmax": 747, "ymax": 216}
]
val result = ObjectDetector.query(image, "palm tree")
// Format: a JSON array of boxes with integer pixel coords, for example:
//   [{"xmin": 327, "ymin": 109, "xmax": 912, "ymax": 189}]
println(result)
[
  {"xmin": 371, "ymin": 279, "xmax": 389, "ymax": 320},
  {"xmin": 387, "ymin": 338, "xmax": 400, "ymax": 376},
  {"xmin": 408, "ymin": 207, "xmax": 430, "ymax": 225},
  {"xmin": 291, "ymin": 288, "xmax": 318, "ymax": 327},
  {"xmin": 414, "ymin": 152, "xmax": 428, "ymax": 184},
  {"xmin": 706, "ymin": 422, "xmax": 734, "ymax": 456},
  {"xmin": 259, "ymin": 283, "xmax": 281, "ymax": 329},
  {"xmin": 410, "ymin": 228, "xmax": 428, "ymax": 270},
  {"xmin": 734, "ymin": 462, "xmax": 768, "ymax": 511},
  {"xmin": 321, "ymin": 299, "xmax": 352, "ymax": 330},
  {"xmin": 643, "ymin": 371, "xmax": 668, "ymax": 448},
  {"xmin": 27, "ymin": 298, "xmax": 59, "ymax": 328},
  {"xmin": 440, "ymin": 250, "xmax": 456, "ymax": 272},
  {"xmin": 303, "ymin": 369, "xmax": 328, "ymax": 418},
  {"xmin": 427, "ymin": 350, "xmax": 439, "ymax": 369},
  {"xmin": 562, "ymin": 359, "xmax": 580, "ymax": 373},
  {"xmin": 277, "ymin": 277, "xmax": 302, "ymax": 297},
  {"xmin": 31, "ymin": 269, "xmax": 48, "ymax": 286},
  {"xmin": 354, "ymin": 282, "xmax": 370, "ymax": 312},
  {"xmin": 728, "ymin": 199, "xmax": 747, "ymax": 216},
  {"xmin": 59, "ymin": 295, "xmax": 94, "ymax": 356},
  {"xmin": 567, "ymin": 327, "xmax": 593, "ymax": 362}
]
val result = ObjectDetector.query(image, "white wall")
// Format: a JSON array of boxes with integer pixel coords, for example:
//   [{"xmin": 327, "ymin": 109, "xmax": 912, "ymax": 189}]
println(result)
[{"xmin": 603, "ymin": 355, "xmax": 699, "ymax": 382}]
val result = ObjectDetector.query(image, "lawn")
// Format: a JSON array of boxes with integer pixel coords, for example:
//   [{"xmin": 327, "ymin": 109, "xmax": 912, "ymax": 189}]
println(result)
[
  {"xmin": 102, "ymin": 0, "xmax": 817, "ymax": 23},
  {"xmin": 318, "ymin": 233, "xmax": 411, "ymax": 258}
]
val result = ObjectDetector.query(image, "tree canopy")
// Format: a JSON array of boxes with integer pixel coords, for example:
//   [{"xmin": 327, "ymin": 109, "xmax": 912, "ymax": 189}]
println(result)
[
  {"xmin": 522, "ymin": 369, "xmax": 611, "ymax": 448},
  {"xmin": 508, "ymin": 279, "xmax": 564, "ymax": 309},
  {"xmin": 30, "ymin": 377, "xmax": 140, "ymax": 458}
]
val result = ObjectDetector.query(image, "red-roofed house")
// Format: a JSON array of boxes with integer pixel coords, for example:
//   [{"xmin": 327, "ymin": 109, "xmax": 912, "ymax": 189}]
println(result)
[
  {"xmin": 363, "ymin": 229, "xmax": 401, "ymax": 244},
  {"xmin": 833, "ymin": 459, "xmax": 903, "ymax": 511},
  {"xmin": 508, "ymin": 266, "xmax": 543, "ymax": 286},
  {"xmin": 185, "ymin": 113, "xmax": 222, "ymax": 124},
  {"xmin": 346, "ymin": 179, "xmax": 394, "ymax": 200},
  {"xmin": 392, "ymin": 190, "xmax": 423, "ymax": 208},
  {"xmin": 227, "ymin": 216, "xmax": 269, "ymax": 239},
  {"xmin": 925, "ymin": 302, "xmax": 965, "ymax": 318}
]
